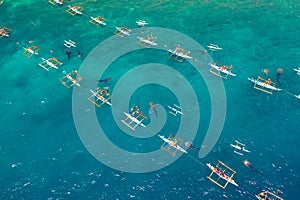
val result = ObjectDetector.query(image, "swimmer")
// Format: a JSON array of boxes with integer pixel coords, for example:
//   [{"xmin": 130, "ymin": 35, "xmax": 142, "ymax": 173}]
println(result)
[
  {"xmin": 149, "ymin": 102, "xmax": 158, "ymax": 117},
  {"xmin": 66, "ymin": 48, "xmax": 71, "ymax": 60},
  {"xmin": 185, "ymin": 141, "xmax": 201, "ymax": 150},
  {"xmin": 276, "ymin": 68, "xmax": 283, "ymax": 79},
  {"xmin": 262, "ymin": 68, "xmax": 269, "ymax": 75},
  {"xmin": 244, "ymin": 159, "xmax": 253, "ymax": 168},
  {"xmin": 98, "ymin": 78, "xmax": 112, "ymax": 87},
  {"xmin": 77, "ymin": 51, "xmax": 82, "ymax": 58},
  {"xmin": 201, "ymin": 50, "xmax": 208, "ymax": 54},
  {"xmin": 243, "ymin": 160, "xmax": 262, "ymax": 174},
  {"xmin": 98, "ymin": 78, "xmax": 112, "ymax": 83}
]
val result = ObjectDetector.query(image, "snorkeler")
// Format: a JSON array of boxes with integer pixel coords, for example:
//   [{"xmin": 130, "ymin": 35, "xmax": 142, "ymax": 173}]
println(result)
[
  {"xmin": 98, "ymin": 77, "xmax": 112, "ymax": 83},
  {"xmin": 66, "ymin": 48, "xmax": 71, "ymax": 60},
  {"xmin": 276, "ymin": 68, "xmax": 283, "ymax": 78},
  {"xmin": 243, "ymin": 160, "xmax": 262, "ymax": 174},
  {"xmin": 185, "ymin": 141, "xmax": 201, "ymax": 150},
  {"xmin": 275, "ymin": 68, "xmax": 283, "ymax": 86},
  {"xmin": 77, "ymin": 51, "xmax": 82, "ymax": 58},
  {"xmin": 262, "ymin": 68, "xmax": 269, "ymax": 75}
]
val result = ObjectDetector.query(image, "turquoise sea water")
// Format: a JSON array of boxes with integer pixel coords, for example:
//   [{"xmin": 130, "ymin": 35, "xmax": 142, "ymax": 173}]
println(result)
[{"xmin": 1, "ymin": 0, "xmax": 300, "ymax": 199}]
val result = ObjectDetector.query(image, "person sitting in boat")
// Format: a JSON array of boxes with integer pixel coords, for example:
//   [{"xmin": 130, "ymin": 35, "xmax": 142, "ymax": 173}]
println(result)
[
  {"xmin": 265, "ymin": 78, "xmax": 271, "ymax": 85},
  {"xmin": 130, "ymin": 106, "xmax": 141, "ymax": 115},
  {"xmin": 257, "ymin": 191, "xmax": 272, "ymax": 200},
  {"xmin": 100, "ymin": 86, "xmax": 110, "ymax": 95},
  {"xmin": 221, "ymin": 65, "xmax": 228, "ymax": 70}
]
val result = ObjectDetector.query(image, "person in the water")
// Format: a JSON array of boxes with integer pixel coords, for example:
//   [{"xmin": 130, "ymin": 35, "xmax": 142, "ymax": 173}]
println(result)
[
  {"xmin": 185, "ymin": 142, "xmax": 201, "ymax": 150},
  {"xmin": 66, "ymin": 48, "xmax": 71, "ymax": 60},
  {"xmin": 276, "ymin": 68, "xmax": 283, "ymax": 86},
  {"xmin": 243, "ymin": 160, "xmax": 262, "ymax": 174},
  {"xmin": 262, "ymin": 68, "xmax": 269, "ymax": 75},
  {"xmin": 98, "ymin": 78, "xmax": 112, "ymax": 83}
]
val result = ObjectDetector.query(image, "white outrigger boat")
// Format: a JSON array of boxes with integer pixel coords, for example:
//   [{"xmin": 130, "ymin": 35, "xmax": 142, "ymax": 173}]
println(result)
[
  {"xmin": 59, "ymin": 70, "xmax": 82, "ymax": 88},
  {"xmin": 49, "ymin": 0, "xmax": 64, "ymax": 5},
  {"xmin": 136, "ymin": 20, "xmax": 148, "ymax": 26},
  {"xmin": 158, "ymin": 135, "xmax": 188, "ymax": 154},
  {"xmin": 39, "ymin": 57, "xmax": 62, "ymax": 71},
  {"xmin": 66, "ymin": 5, "xmax": 83, "ymax": 16},
  {"xmin": 207, "ymin": 44, "xmax": 222, "ymax": 51},
  {"xmin": 64, "ymin": 39, "xmax": 76, "ymax": 48},
  {"xmin": 0, "ymin": 26, "xmax": 12, "ymax": 38},
  {"xmin": 159, "ymin": 134, "xmax": 188, "ymax": 156},
  {"xmin": 88, "ymin": 89, "xmax": 112, "ymax": 107},
  {"xmin": 209, "ymin": 63, "xmax": 236, "ymax": 78},
  {"xmin": 168, "ymin": 49, "xmax": 192, "ymax": 59},
  {"xmin": 167, "ymin": 104, "xmax": 183, "ymax": 116},
  {"xmin": 66, "ymin": 75, "xmax": 80, "ymax": 87},
  {"xmin": 248, "ymin": 77, "xmax": 281, "ymax": 94},
  {"xmin": 206, "ymin": 163, "xmax": 238, "ymax": 187},
  {"xmin": 121, "ymin": 111, "xmax": 147, "ymax": 131},
  {"xmin": 230, "ymin": 140, "xmax": 250, "ymax": 156},
  {"xmin": 295, "ymin": 94, "xmax": 300, "ymax": 100},
  {"xmin": 22, "ymin": 45, "xmax": 40, "ymax": 58},
  {"xmin": 294, "ymin": 67, "xmax": 300, "ymax": 75},
  {"xmin": 137, "ymin": 36, "xmax": 157, "ymax": 47},
  {"xmin": 90, "ymin": 16, "xmax": 106, "ymax": 26},
  {"xmin": 114, "ymin": 26, "xmax": 131, "ymax": 37},
  {"xmin": 123, "ymin": 112, "xmax": 146, "ymax": 127}
]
